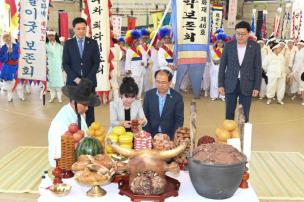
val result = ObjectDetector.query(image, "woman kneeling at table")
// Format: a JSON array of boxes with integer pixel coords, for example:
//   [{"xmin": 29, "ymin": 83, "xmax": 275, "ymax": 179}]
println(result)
[{"xmin": 110, "ymin": 77, "xmax": 147, "ymax": 131}]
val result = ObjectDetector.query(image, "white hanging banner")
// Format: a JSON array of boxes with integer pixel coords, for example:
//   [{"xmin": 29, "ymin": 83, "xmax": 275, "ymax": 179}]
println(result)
[
  {"xmin": 172, "ymin": 0, "xmax": 210, "ymax": 65},
  {"xmin": 291, "ymin": 9, "xmax": 302, "ymax": 41},
  {"xmin": 19, "ymin": 0, "xmax": 49, "ymax": 81},
  {"xmin": 112, "ymin": 15, "xmax": 122, "ymax": 37},
  {"xmin": 87, "ymin": 0, "xmax": 111, "ymax": 91},
  {"xmin": 227, "ymin": 0, "xmax": 238, "ymax": 28},
  {"xmin": 211, "ymin": 5, "xmax": 223, "ymax": 35}
]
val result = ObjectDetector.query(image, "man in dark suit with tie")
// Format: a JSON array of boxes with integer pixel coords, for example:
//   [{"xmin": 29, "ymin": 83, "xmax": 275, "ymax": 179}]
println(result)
[
  {"xmin": 63, "ymin": 17, "xmax": 100, "ymax": 126},
  {"xmin": 218, "ymin": 21, "xmax": 262, "ymax": 122},
  {"xmin": 143, "ymin": 70, "xmax": 184, "ymax": 139}
]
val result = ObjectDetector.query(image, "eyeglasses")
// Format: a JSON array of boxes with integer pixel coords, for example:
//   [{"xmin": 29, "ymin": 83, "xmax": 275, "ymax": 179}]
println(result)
[{"xmin": 236, "ymin": 33, "xmax": 248, "ymax": 37}]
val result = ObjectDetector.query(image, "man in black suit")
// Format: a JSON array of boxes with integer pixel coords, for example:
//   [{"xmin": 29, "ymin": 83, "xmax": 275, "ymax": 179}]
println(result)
[
  {"xmin": 218, "ymin": 21, "xmax": 262, "ymax": 122},
  {"xmin": 63, "ymin": 17, "xmax": 100, "ymax": 126},
  {"xmin": 143, "ymin": 70, "xmax": 184, "ymax": 139}
]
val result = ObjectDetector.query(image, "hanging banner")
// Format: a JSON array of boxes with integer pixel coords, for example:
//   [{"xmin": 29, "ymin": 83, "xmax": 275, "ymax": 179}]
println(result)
[
  {"xmin": 112, "ymin": 15, "xmax": 122, "ymax": 37},
  {"xmin": 172, "ymin": 0, "xmax": 210, "ymax": 65},
  {"xmin": 291, "ymin": 9, "xmax": 302, "ymax": 41},
  {"xmin": 227, "ymin": 0, "xmax": 238, "ymax": 28},
  {"xmin": 59, "ymin": 11, "xmax": 69, "ymax": 40},
  {"xmin": 127, "ymin": 16, "xmax": 136, "ymax": 30},
  {"xmin": 211, "ymin": 4, "xmax": 223, "ymax": 35},
  {"xmin": 273, "ymin": 7, "xmax": 282, "ymax": 37},
  {"xmin": 87, "ymin": 0, "xmax": 111, "ymax": 91},
  {"xmin": 260, "ymin": 10, "xmax": 267, "ymax": 39},
  {"xmin": 19, "ymin": 0, "xmax": 49, "ymax": 81},
  {"xmin": 281, "ymin": 5, "xmax": 292, "ymax": 39},
  {"xmin": 151, "ymin": 11, "xmax": 163, "ymax": 29}
]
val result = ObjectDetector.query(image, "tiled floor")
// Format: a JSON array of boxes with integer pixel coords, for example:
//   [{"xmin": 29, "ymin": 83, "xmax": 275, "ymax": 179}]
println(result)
[{"xmin": 0, "ymin": 86, "xmax": 303, "ymax": 202}]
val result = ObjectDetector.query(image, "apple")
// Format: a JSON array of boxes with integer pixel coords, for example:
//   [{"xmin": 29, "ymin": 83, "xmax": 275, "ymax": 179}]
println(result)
[
  {"xmin": 68, "ymin": 123, "xmax": 79, "ymax": 133},
  {"xmin": 63, "ymin": 130, "xmax": 73, "ymax": 137},
  {"xmin": 73, "ymin": 131, "xmax": 85, "ymax": 142}
]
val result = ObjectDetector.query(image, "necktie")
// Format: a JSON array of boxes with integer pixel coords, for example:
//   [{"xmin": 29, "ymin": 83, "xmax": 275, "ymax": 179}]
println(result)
[{"xmin": 78, "ymin": 38, "xmax": 83, "ymax": 57}]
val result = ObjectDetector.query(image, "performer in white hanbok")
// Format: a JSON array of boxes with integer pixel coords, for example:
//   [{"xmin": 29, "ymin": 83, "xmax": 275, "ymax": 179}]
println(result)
[
  {"xmin": 118, "ymin": 37, "xmax": 126, "ymax": 77},
  {"xmin": 290, "ymin": 40, "xmax": 304, "ymax": 105},
  {"xmin": 149, "ymin": 31, "xmax": 161, "ymax": 86},
  {"xmin": 209, "ymin": 38, "xmax": 225, "ymax": 101},
  {"xmin": 46, "ymin": 31, "xmax": 64, "ymax": 103},
  {"xmin": 110, "ymin": 37, "xmax": 123, "ymax": 101},
  {"xmin": 138, "ymin": 28, "xmax": 152, "ymax": 92},
  {"xmin": 158, "ymin": 27, "xmax": 177, "ymax": 86},
  {"xmin": 257, "ymin": 40, "xmax": 268, "ymax": 99},
  {"xmin": 125, "ymin": 30, "xmax": 146, "ymax": 99},
  {"xmin": 263, "ymin": 42, "xmax": 286, "ymax": 105},
  {"xmin": 284, "ymin": 40, "xmax": 298, "ymax": 95}
]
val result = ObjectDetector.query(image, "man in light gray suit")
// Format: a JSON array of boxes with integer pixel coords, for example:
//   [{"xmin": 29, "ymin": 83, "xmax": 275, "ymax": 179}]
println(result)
[{"xmin": 218, "ymin": 21, "xmax": 262, "ymax": 122}]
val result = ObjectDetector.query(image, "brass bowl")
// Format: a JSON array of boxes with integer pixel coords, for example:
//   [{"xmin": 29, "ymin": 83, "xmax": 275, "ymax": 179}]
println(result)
[
  {"xmin": 48, "ymin": 183, "xmax": 71, "ymax": 197},
  {"xmin": 75, "ymin": 178, "xmax": 112, "ymax": 197}
]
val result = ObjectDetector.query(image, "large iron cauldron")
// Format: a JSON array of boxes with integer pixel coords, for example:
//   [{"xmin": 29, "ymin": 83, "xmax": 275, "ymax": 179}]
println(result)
[{"xmin": 188, "ymin": 156, "xmax": 247, "ymax": 199}]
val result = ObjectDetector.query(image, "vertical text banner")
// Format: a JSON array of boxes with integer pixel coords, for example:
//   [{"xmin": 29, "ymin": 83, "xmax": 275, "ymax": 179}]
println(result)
[
  {"xmin": 211, "ymin": 5, "xmax": 223, "ymax": 35},
  {"xmin": 173, "ymin": 0, "xmax": 210, "ymax": 65},
  {"xmin": 87, "ymin": 0, "xmax": 111, "ymax": 91},
  {"xmin": 227, "ymin": 0, "xmax": 238, "ymax": 28},
  {"xmin": 112, "ymin": 15, "xmax": 122, "ymax": 37},
  {"xmin": 19, "ymin": 0, "xmax": 49, "ymax": 81}
]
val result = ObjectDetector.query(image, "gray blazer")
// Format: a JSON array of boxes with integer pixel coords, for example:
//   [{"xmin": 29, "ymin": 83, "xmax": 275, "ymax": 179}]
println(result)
[
  {"xmin": 218, "ymin": 40, "xmax": 262, "ymax": 96},
  {"xmin": 109, "ymin": 99, "xmax": 147, "ymax": 127}
]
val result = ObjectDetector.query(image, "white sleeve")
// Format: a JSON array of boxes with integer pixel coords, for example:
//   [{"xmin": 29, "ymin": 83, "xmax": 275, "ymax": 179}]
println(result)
[
  {"xmin": 158, "ymin": 48, "xmax": 168, "ymax": 67},
  {"xmin": 262, "ymin": 54, "xmax": 270, "ymax": 72},
  {"xmin": 140, "ymin": 48, "xmax": 148, "ymax": 67},
  {"xmin": 125, "ymin": 49, "xmax": 132, "ymax": 72}
]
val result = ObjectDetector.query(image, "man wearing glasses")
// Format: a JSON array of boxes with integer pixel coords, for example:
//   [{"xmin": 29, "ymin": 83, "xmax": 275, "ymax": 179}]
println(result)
[{"xmin": 218, "ymin": 21, "xmax": 262, "ymax": 122}]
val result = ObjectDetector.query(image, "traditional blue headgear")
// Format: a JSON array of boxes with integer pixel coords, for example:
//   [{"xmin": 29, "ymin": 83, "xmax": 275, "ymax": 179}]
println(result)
[
  {"xmin": 216, "ymin": 32, "xmax": 227, "ymax": 41},
  {"xmin": 215, "ymin": 28, "xmax": 225, "ymax": 35},
  {"xmin": 131, "ymin": 29, "xmax": 141, "ymax": 40},
  {"xmin": 118, "ymin": 37, "xmax": 125, "ymax": 43},
  {"xmin": 158, "ymin": 27, "xmax": 171, "ymax": 39},
  {"xmin": 140, "ymin": 28, "xmax": 150, "ymax": 36}
]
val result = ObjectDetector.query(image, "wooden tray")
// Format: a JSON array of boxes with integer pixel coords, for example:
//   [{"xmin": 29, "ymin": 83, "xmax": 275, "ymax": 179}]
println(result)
[{"xmin": 118, "ymin": 175, "xmax": 180, "ymax": 202}]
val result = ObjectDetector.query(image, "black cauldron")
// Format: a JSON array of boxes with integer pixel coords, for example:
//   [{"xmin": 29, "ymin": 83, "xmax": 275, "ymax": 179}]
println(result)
[{"xmin": 188, "ymin": 156, "xmax": 247, "ymax": 199}]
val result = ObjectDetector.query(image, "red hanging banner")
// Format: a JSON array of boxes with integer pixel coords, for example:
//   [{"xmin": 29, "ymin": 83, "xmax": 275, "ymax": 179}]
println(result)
[
  {"xmin": 127, "ymin": 16, "xmax": 136, "ymax": 30},
  {"xmin": 59, "ymin": 11, "xmax": 69, "ymax": 40}
]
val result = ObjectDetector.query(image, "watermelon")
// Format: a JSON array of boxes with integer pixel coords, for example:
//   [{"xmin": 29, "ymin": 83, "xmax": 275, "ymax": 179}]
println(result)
[{"xmin": 76, "ymin": 137, "xmax": 103, "ymax": 160}]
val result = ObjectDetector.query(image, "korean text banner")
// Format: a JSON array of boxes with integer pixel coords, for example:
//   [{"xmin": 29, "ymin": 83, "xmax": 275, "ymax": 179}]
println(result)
[
  {"xmin": 227, "ymin": 0, "xmax": 238, "ymax": 28},
  {"xmin": 19, "ymin": 0, "xmax": 49, "ymax": 81},
  {"xmin": 87, "ymin": 0, "xmax": 111, "ymax": 91},
  {"xmin": 211, "ymin": 5, "xmax": 223, "ymax": 35},
  {"xmin": 112, "ymin": 15, "xmax": 122, "ymax": 37},
  {"xmin": 172, "ymin": 0, "xmax": 210, "ymax": 65}
]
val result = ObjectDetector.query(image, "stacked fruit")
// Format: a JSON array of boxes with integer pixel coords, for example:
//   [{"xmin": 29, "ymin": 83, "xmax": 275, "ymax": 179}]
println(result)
[
  {"xmin": 134, "ymin": 131, "xmax": 152, "ymax": 150},
  {"xmin": 215, "ymin": 120, "xmax": 240, "ymax": 144},
  {"xmin": 119, "ymin": 132, "xmax": 133, "ymax": 150},
  {"xmin": 87, "ymin": 121, "xmax": 106, "ymax": 149},
  {"xmin": 63, "ymin": 123, "xmax": 85, "ymax": 149},
  {"xmin": 107, "ymin": 126, "xmax": 134, "ymax": 154}
]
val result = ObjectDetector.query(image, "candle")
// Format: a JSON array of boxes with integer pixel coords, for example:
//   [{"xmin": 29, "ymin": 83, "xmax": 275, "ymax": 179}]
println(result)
[{"xmin": 243, "ymin": 123, "xmax": 252, "ymax": 161}]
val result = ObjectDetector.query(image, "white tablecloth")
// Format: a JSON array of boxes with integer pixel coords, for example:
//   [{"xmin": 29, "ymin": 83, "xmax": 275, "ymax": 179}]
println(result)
[{"xmin": 38, "ymin": 171, "xmax": 259, "ymax": 202}]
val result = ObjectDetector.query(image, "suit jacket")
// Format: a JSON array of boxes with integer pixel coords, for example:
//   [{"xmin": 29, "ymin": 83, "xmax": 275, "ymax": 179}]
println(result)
[
  {"xmin": 63, "ymin": 37, "xmax": 100, "ymax": 86},
  {"xmin": 218, "ymin": 40, "xmax": 262, "ymax": 96},
  {"xmin": 109, "ymin": 99, "xmax": 147, "ymax": 127},
  {"xmin": 143, "ymin": 88, "xmax": 184, "ymax": 139}
]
